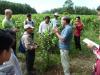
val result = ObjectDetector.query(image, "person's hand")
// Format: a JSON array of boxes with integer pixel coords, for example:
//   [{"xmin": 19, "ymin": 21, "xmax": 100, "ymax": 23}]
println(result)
[
  {"xmin": 87, "ymin": 43, "xmax": 94, "ymax": 49},
  {"xmin": 12, "ymin": 28, "xmax": 19, "ymax": 32},
  {"xmin": 53, "ymin": 27, "xmax": 59, "ymax": 33},
  {"xmin": 92, "ymin": 63, "xmax": 96, "ymax": 71},
  {"xmin": 32, "ymin": 43, "xmax": 38, "ymax": 49},
  {"xmin": 99, "ymin": 35, "xmax": 100, "ymax": 40}
]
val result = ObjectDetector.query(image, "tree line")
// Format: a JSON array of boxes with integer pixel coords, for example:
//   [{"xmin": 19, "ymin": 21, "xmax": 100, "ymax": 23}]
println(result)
[
  {"xmin": 0, "ymin": 0, "xmax": 37, "ymax": 14},
  {"xmin": 43, "ymin": 0, "xmax": 97, "ymax": 15}
]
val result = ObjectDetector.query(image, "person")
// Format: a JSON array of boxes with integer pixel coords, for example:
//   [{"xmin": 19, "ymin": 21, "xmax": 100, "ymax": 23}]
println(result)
[
  {"xmin": 24, "ymin": 13, "xmax": 35, "ymax": 39},
  {"xmin": 2, "ymin": 9, "xmax": 18, "ymax": 56},
  {"xmin": 39, "ymin": 16, "xmax": 51, "ymax": 34},
  {"xmin": 24, "ymin": 13, "xmax": 34, "ymax": 27},
  {"xmin": 0, "ymin": 29, "xmax": 22, "ymax": 75},
  {"xmin": 51, "ymin": 13, "xmax": 59, "ymax": 29},
  {"xmin": 21, "ymin": 25, "xmax": 37, "ymax": 75},
  {"xmin": 53, "ymin": 16, "xmax": 72, "ymax": 75},
  {"xmin": 87, "ymin": 44, "xmax": 100, "ymax": 75},
  {"xmin": 74, "ymin": 16, "xmax": 83, "ymax": 50}
]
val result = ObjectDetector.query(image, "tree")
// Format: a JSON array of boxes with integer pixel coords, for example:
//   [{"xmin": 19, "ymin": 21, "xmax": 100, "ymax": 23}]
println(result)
[
  {"xmin": 0, "ymin": 1, "xmax": 37, "ymax": 14},
  {"xmin": 63, "ymin": 0, "xmax": 74, "ymax": 14},
  {"xmin": 97, "ymin": 6, "xmax": 100, "ymax": 11},
  {"xmin": 63, "ymin": 0, "xmax": 74, "ymax": 8}
]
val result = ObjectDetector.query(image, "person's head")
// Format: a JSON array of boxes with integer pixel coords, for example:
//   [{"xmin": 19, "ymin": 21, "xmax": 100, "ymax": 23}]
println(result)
[
  {"xmin": 45, "ymin": 16, "xmax": 50, "ymax": 24},
  {"xmin": 54, "ymin": 13, "xmax": 59, "ymax": 19},
  {"xmin": 5, "ymin": 9, "xmax": 12, "ymax": 19},
  {"xmin": 27, "ymin": 13, "xmax": 32, "ymax": 20},
  {"xmin": 97, "ymin": 6, "xmax": 100, "ymax": 20},
  {"xmin": 0, "ymin": 30, "xmax": 13, "ymax": 64},
  {"xmin": 76, "ymin": 16, "xmax": 81, "ymax": 22},
  {"xmin": 61, "ymin": 16, "xmax": 71, "ymax": 27},
  {"xmin": 24, "ymin": 25, "xmax": 34, "ymax": 34}
]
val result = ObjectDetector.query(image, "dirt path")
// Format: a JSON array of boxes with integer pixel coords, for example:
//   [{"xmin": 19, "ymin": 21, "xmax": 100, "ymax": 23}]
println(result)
[
  {"xmin": 43, "ymin": 56, "xmax": 95, "ymax": 75},
  {"xmin": 19, "ymin": 53, "xmax": 95, "ymax": 75}
]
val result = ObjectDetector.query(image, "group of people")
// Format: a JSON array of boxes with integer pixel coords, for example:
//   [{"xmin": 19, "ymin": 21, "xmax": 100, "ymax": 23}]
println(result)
[{"xmin": 0, "ymin": 7, "xmax": 100, "ymax": 75}]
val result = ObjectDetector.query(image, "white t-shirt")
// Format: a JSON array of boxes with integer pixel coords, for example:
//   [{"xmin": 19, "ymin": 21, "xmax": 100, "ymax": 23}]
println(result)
[
  {"xmin": 51, "ymin": 18, "xmax": 59, "ymax": 29},
  {"xmin": 24, "ymin": 19, "xmax": 34, "ymax": 26},
  {"xmin": 39, "ymin": 21, "xmax": 51, "ymax": 33}
]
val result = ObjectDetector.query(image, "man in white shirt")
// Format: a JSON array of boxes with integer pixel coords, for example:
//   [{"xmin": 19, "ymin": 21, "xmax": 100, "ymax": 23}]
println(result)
[
  {"xmin": 39, "ymin": 16, "xmax": 51, "ymax": 34},
  {"xmin": 51, "ymin": 13, "xmax": 59, "ymax": 29},
  {"xmin": 24, "ymin": 13, "xmax": 34, "ymax": 27}
]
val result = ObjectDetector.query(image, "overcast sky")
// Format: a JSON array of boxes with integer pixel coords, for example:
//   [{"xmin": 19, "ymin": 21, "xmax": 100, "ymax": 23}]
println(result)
[{"xmin": 5, "ymin": 0, "xmax": 100, "ymax": 13}]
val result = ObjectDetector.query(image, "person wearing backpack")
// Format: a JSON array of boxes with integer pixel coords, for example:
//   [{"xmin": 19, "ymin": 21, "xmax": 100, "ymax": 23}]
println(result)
[{"xmin": 21, "ymin": 24, "xmax": 37, "ymax": 75}]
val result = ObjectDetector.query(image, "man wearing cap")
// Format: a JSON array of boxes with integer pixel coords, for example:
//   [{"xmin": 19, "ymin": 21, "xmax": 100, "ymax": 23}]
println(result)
[
  {"xmin": 2, "ymin": 9, "xmax": 18, "ymax": 56},
  {"xmin": 53, "ymin": 16, "xmax": 72, "ymax": 75},
  {"xmin": 21, "ymin": 25, "xmax": 37, "ymax": 75},
  {"xmin": 51, "ymin": 13, "xmax": 59, "ymax": 29}
]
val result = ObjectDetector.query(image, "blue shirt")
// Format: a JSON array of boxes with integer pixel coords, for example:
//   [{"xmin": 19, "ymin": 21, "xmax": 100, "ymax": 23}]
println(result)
[{"xmin": 59, "ymin": 24, "xmax": 72, "ymax": 50}]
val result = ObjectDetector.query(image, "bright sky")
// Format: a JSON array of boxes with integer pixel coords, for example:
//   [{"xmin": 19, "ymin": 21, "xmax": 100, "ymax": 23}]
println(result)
[{"xmin": 5, "ymin": 0, "xmax": 100, "ymax": 13}]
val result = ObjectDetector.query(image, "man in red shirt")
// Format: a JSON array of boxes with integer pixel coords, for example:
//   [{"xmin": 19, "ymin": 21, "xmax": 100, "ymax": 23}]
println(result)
[{"xmin": 74, "ymin": 16, "xmax": 83, "ymax": 50}]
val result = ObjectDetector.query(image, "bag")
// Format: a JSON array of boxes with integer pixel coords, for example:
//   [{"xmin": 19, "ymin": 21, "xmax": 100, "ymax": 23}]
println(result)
[{"xmin": 19, "ymin": 40, "xmax": 26, "ymax": 53}]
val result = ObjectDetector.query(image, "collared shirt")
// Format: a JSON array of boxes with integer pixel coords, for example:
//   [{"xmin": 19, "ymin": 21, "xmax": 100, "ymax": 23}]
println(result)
[
  {"xmin": 51, "ymin": 18, "xmax": 59, "ymax": 29},
  {"xmin": 59, "ymin": 24, "xmax": 72, "ymax": 50},
  {"xmin": 2, "ymin": 17, "xmax": 15, "ymax": 29},
  {"xmin": 24, "ymin": 19, "xmax": 34, "ymax": 26},
  {"xmin": 74, "ymin": 21, "xmax": 83, "ymax": 37},
  {"xmin": 39, "ymin": 21, "xmax": 51, "ymax": 33},
  {"xmin": 21, "ymin": 31, "xmax": 34, "ymax": 50}
]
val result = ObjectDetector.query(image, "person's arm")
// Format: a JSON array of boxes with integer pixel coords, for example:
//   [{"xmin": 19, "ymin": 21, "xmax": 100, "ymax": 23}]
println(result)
[
  {"xmin": 54, "ymin": 27, "xmax": 69, "ymax": 41},
  {"xmin": 2, "ymin": 20, "xmax": 7, "ymax": 29},
  {"xmin": 24, "ymin": 20, "xmax": 27, "ymax": 25},
  {"xmin": 87, "ymin": 44, "xmax": 100, "ymax": 59},
  {"xmin": 39, "ymin": 23, "xmax": 42, "ymax": 33},
  {"xmin": 55, "ymin": 32, "xmax": 64, "ymax": 40},
  {"xmin": 32, "ymin": 20, "xmax": 35, "ymax": 26},
  {"xmin": 78, "ymin": 24, "xmax": 83, "ymax": 30}
]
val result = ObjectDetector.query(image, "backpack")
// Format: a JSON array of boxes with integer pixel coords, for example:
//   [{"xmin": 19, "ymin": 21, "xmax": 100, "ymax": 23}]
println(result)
[{"xmin": 19, "ymin": 40, "xmax": 26, "ymax": 53}]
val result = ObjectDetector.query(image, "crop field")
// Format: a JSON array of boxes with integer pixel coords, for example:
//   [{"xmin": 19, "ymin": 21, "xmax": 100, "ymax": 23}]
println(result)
[{"xmin": 0, "ymin": 14, "xmax": 100, "ymax": 75}]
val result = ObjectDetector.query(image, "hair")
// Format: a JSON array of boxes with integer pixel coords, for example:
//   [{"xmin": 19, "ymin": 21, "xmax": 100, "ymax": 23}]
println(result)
[
  {"xmin": 45, "ymin": 16, "xmax": 50, "ymax": 20},
  {"xmin": 5, "ymin": 9, "xmax": 12, "ymax": 15},
  {"xmin": 76, "ymin": 16, "xmax": 81, "ymax": 20},
  {"xmin": 97, "ymin": 6, "xmax": 100, "ymax": 11},
  {"xmin": 62, "ymin": 16, "xmax": 71, "ymax": 24},
  {"xmin": 0, "ymin": 29, "xmax": 13, "ymax": 54},
  {"xmin": 27, "ymin": 13, "xmax": 32, "ymax": 17}
]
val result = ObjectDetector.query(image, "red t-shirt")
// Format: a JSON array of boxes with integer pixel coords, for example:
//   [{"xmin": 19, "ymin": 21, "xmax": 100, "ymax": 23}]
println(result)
[{"xmin": 74, "ymin": 21, "xmax": 83, "ymax": 37}]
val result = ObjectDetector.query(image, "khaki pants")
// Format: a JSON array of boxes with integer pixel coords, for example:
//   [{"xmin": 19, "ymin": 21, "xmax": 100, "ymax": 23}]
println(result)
[{"xmin": 60, "ymin": 49, "xmax": 70, "ymax": 75}]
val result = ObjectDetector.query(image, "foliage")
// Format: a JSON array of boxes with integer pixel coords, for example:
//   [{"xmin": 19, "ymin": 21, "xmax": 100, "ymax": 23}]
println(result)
[
  {"xmin": 0, "ymin": 14, "xmax": 100, "ymax": 74},
  {"xmin": 97, "ymin": 6, "xmax": 100, "ymax": 11},
  {"xmin": 43, "ymin": 0, "xmax": 97, "ymax": 15},
  {"xmin": 0, "ymin": 0, "xmax": 37, "ymax": 14}
]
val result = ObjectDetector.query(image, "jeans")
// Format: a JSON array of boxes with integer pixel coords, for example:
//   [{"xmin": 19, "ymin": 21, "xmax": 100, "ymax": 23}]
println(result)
[{"xmin": 60, "ymin": 50, "xmax": 70, "ymax": 75}]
